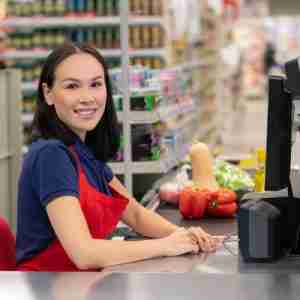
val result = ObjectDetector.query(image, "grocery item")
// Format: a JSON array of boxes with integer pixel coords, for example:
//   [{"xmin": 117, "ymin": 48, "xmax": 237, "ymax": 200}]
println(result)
[
  {"xmin": 213, "ymin": 159, "xmax": 255, "ymax": 192},
  {"xmin": 151, "ymin": 0, "xmax": 163, "ymax": 15},
  {"xmin": 254, "ymin": 147, "xmax": 266, "ymax": 192},
  {"xmin": 131, "ymin": 124, "xmax": 161, "ymax": 161},
  {"xmin": 206, "ymin": 188, "xmax": 237, "ymax": 217},
  {"xmin": 158, "ymin": 182, "xmax": 180, "ymax": 205},
  {"xmin": 189, "ymin": 143, "xmax": 219, "ymax": 189},
  {"xmin": 179, "ymin": 187, "xmax": 210, "ymax": 219}
]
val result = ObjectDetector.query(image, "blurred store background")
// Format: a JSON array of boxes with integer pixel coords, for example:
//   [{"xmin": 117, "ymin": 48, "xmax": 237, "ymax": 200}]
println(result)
[{"xmin": 0, "ymin": 0, "xmax": 300, "ymax": 227}]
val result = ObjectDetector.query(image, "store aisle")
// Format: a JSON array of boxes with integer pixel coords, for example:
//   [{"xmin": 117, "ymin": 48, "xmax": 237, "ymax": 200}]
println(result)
[{"xmin": 221, "ymin": 99, "xmax": 267, "ymax": 158}]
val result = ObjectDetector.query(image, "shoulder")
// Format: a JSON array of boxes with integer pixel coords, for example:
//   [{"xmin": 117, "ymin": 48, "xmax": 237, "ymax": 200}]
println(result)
[
  {"xmin": 27, "ymin": 138, "xmax": 71, "ymax": 160},
  {"xmin": 25, "ymin": 138, "xmax": 76, "ymax": 171},
  {"xmin": 22, "ymin": 139, "xmax": 79, "ymax": 206},
  {"xmin": 29, "ymin": 138, "xmax": 69, "ymax": 154}
]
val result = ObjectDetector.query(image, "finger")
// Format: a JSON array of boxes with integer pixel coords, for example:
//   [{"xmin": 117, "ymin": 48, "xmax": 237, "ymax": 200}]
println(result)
[
  {"xmin": 191, "ymin": 244, "xmax": 200, "ymax": 254},
  {"xmin": 213, "ymin": 235, "xmax": 226, "ymax": 241},
  {"xmin": 212, "ymin": 236, "xmax": 226, "ymax": 246},
  {"xmin": 201, "ymin": 235, "xmax": 219, "ymax": 252},
  {"xmin": 190, "ymin": 228, "xmax": 212, "ymax": 247},
  {"xmin": 187, "ymin": 228, "xmax": 209, "ymax": 251}
]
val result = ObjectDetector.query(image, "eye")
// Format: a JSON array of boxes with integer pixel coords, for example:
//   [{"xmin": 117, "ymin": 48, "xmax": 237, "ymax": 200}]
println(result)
[
  {"xmin": 91, "ymin": 81, "xmax": 103, "ymax": 88},
  {"xmin": 65, "ymin": 83, "xmax": 78, "ymax": 89}
]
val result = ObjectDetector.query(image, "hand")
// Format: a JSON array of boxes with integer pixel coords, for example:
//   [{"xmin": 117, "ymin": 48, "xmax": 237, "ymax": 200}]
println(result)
[
  {"xmin": 187, "ymin": 227, "xmax": 225, "ymax": 253},
  {"xmin": 161, "ymin": 227, "xmax": 200, "ymax": 257}
]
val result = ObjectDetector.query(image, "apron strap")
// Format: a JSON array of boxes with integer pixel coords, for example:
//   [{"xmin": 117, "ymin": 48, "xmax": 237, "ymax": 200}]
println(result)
[{"xmin": 68, "ymin": 145, "xmax": 82, "ymax": 174}]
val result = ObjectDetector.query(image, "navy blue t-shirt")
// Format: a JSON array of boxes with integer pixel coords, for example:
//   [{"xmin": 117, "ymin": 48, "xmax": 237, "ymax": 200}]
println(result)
[{"xmin": 16, "ymin": 138, "xmax": 114, "ymax": 264}]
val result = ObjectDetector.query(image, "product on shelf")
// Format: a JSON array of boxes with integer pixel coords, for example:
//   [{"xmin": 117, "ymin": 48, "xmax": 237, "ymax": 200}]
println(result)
[
  {"xmin": 6, "ymin": 0, "xmax": 164, "ymax": 17},
  {"xmin": 129, "ymin": 0, "xmax": 163, "ymax": 16},
  {"xmin": 131, "ymin": 124, "xmax": 162, "ymax": 162},
  {"xmin": 129, "ymin": 26, "xmax": 164, "ymax": 49}
]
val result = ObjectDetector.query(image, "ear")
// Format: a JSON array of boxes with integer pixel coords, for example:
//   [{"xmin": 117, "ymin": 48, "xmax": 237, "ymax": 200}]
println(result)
[{"xmin": 42, "ymin": 83, "xmax": 54, "ymax": 106}]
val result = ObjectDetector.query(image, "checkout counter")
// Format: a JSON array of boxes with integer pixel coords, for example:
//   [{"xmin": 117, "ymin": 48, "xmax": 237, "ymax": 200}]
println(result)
[
  {"xmin": 1, "ymin": 204, "xmax": 300, "ymax": 300},
  {"xmin": 2, "ymin": 59, "xmax": 300, "ymax": 299}
]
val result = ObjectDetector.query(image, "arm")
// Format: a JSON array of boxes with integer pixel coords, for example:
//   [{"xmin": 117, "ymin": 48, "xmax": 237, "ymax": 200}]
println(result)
[
  {"xmin": 109, "ymin": 177, "xmax": 225, "ymax": 252},
  {"xmin": 109, "ymin": 176, "xmax": 178, "ymax": 238},
  {"xmin": 46, "ymin": 196, "xmax": 198, "ymax": 270}
]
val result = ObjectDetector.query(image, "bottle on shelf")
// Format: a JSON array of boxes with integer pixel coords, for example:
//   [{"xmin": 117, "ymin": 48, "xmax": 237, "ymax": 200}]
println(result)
[
  {"xmin": 96, "ymin": 0, "xmax": 106, "ymax": 16},
  {"xmin": 43, "ymin": 0, "xmax": 55, "ymax": 16},
  {"xmin": 85, "ymin": 0, "xmax": 96, "ymax": 16},
  {"xmin": 254, "ymin": 147, "xmax": 266, "ymax": 192},
  {"xmin": 55, "ymin": 0, "xmax": 66, "ymax": 16},
  {"xmin": 151, "ymin": 0, "xmax": 163, "ymax": 16}
]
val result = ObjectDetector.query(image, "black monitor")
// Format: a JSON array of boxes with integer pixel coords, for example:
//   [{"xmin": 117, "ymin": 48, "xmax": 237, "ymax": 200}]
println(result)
[
  {"xmin": 265, "ymin": 58, "xmax": 300, "ymax": 191},
  {"xmin": 265, "ymin": 76, "xmax": 292, "ymax": 191}
]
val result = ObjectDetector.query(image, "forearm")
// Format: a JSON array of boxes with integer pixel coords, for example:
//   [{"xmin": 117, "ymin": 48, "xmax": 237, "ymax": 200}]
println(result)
[
  {"xmin": 84, "ymin": 238, "xmax": 166, "ymax": 269},
  {"xmin": 133, "ymin": 206, "xmax": 179, "ymax": 238}
]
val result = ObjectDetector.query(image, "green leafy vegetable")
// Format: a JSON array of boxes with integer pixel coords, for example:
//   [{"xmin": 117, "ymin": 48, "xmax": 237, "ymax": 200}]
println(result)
[{"xmin": 213, "ymin": 160, "xmax": 254, "ymax": 192}]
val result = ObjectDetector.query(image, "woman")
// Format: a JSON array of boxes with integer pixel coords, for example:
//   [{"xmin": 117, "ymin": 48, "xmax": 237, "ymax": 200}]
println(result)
[{"xmin": 16, "ymin": 43, "xmax": 223, "ymax": 271}]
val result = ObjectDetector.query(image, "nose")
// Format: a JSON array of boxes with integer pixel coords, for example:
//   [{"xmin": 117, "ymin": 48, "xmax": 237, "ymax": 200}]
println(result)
[{"xmin": 78, "ymin": 87, "xmax": 95, "ymax": 104}]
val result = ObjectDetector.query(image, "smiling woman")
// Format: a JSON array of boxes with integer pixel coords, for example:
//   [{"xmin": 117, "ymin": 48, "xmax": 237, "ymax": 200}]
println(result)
[
  {"xmin": 29, "ymin": 43, "xmax": 119, "ymax": 161},
  {"xmin": 42, "ymin": 53, "xmax": 107, "ymax": 141},
  {"xmin": 16, "ymin": 42, "xmax": 224, "ymax": 272}
]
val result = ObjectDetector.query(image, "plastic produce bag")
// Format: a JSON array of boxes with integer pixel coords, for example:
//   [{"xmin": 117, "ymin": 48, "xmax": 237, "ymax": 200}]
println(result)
[{"xmin": 213, "ymin": 159, "xmax": 254, "ymax": 192}]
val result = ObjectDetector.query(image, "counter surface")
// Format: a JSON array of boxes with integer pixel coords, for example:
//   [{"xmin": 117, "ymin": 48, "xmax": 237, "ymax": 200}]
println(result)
[
  {"xmin": 1, "ymin": 271, "xmax": 300, "ymax": 300},
  {"xmin": 2, "ymin": 204, "xmax": 300, "ymax": 300},
  {"xmin": 105, "ymin": 205, "xmax": 300, "ymax": 274}
]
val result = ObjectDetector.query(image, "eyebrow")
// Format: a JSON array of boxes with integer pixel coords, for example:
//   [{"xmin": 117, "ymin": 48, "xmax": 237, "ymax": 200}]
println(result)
[{"xmin": 61, "ymin": 76, "xmax": 103, "ymax": 83}]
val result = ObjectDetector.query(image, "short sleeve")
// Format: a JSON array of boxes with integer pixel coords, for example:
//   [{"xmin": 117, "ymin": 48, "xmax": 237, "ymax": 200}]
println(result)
[
  {"xmin": 103, "ymin": 163, "xmax": 114, "ymax": 182},
  {"xmin": 32, "ymin": 142, "xmax": 79, "ymax": 206}
]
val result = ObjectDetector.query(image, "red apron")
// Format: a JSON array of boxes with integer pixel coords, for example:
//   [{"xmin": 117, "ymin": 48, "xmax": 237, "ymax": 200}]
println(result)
[{"xmin": 17, "ymin": 146, "xmax": 129, "ymax": 272}]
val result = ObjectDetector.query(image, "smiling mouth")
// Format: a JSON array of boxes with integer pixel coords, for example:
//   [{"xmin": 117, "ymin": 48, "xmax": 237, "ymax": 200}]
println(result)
[{"xmin": 74, "ymin": 108, "xmax": 98, "ymax": 118}]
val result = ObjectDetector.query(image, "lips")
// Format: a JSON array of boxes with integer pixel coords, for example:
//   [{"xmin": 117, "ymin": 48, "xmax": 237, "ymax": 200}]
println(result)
[{"xmin": 74, "ymin": 108, "xmax": 98, "ymax": 119}]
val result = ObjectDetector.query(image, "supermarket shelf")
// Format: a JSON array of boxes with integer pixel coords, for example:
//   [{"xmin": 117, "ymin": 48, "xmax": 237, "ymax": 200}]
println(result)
[
  {"xmin": 2, "ymin": 48, "xmax": 167, "ymax": 60},
  {"xmin": 170, "ymin": 60, "xmax": 208, "ymax": 72},
  {"xmin": 22, "ymin": 146, "xmax": 28, "ymax": 154},
  {"xmin": 158, "ymin": 101, "xmax": 195, "ymax": 120},
  {"xmin": 127, "ymin": 111, "xmax": 160, "ymax": 124},
  {"xmin": 109, "ymin": 157, "xmax": 177, "ymax": 175},
  {"xmin": 22, "ymin": 113, "xmax": 34, "ymax": 126},
  {"xmin": 22, "ymin": 82, "xmax": 37, "ymax": 94},
  {"xmin": 130, "ymin": 16, "xmax": 164, "ymax": 26},
  {"xmin": 108, "ymin": 162, "xmax": 125, "ymax": 175},
  {"xmin": 165, "ymin": 112, "xmax": 198, "ymax": 134},
  {"xmin": 1, "ymin": 16, "xmax": 163, "ymax": 29},
  {"xmin": 132, "ymin": 158, "xmax": 177, "ymax": 174},
  {"xmin": 129, "ymin": 48, "xmax": 167, "ymax": 57}
]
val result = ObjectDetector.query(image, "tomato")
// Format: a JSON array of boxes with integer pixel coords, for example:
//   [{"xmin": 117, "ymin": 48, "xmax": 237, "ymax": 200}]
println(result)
[
  {"xmin": 206, "ymin": 188, "xmax": 237, "ymax": 217},
  {"xmin": 179, "ymin": 187, "xmax": 210, "ymax": 219}
]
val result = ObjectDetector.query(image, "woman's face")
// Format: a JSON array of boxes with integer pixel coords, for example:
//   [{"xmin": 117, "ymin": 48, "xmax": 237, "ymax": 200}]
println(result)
[{"xmin": 43, "ymin": 53, "xmax": 107, "ymax": 141}]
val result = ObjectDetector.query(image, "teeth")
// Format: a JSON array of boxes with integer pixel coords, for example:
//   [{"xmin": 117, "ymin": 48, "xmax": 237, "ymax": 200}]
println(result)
[{"xmin": 75, "ymin": 109, "xmax": 96, "ymax": 117}]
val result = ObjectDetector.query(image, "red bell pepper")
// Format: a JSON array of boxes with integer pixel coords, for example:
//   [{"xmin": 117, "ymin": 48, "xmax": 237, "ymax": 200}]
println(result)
[
  {"xmin": 179, "ymin": 187, "xmax": 210, "ymax": 219},
  {"xmin": 206, "ymin": 188, "xmax": 237, "ymax": 217}
]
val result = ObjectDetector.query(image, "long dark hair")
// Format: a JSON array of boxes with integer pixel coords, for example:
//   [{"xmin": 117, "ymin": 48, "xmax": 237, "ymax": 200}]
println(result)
[{"xmin": 30, "ymin": 42, "xmax": 120, "ymax": 162}]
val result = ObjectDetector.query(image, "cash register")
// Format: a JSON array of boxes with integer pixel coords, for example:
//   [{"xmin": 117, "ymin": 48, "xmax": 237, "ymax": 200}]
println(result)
[{"xmin": 238, "ymin": 58, "xmax": 300, "ymax": 262}]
